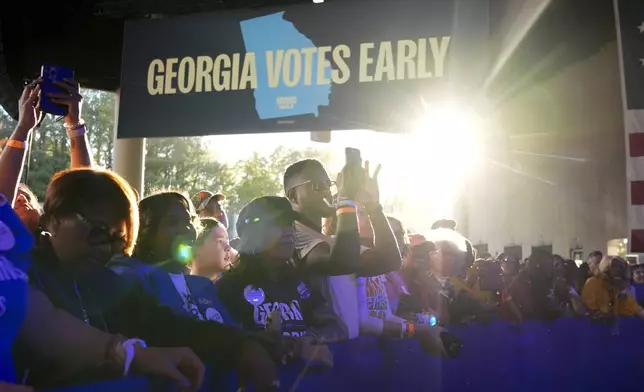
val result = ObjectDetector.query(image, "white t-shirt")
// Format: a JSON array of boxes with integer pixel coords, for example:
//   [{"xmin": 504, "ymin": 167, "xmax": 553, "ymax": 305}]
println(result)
[
  {"xmin": 295, "ymin": 222, "xmax": 361, "ymax": 339},
  {"xmin": 356, "ymin": 275, "xmax": 405, "ymax": 336}
]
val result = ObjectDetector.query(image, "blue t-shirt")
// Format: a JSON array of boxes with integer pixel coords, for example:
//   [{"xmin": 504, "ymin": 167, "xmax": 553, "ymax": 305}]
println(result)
[{"xmin": 0, "ymin": 195, "xmax": 34, "ymax": 382}]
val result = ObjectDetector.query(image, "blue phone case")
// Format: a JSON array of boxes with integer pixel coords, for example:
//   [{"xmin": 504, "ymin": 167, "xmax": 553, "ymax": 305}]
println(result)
[{"xmin": 40, "ymin": 64, "xmax": 75, "ymax": 116}]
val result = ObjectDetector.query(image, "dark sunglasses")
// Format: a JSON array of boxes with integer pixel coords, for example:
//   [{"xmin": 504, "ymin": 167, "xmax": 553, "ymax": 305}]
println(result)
[
  {"xmin": 75, "ymin": 213, "xmax": 126, "ymax": 247},
  {"xmin": 289, "ymin": 180, "xmax": 336, "ymax": 193}
]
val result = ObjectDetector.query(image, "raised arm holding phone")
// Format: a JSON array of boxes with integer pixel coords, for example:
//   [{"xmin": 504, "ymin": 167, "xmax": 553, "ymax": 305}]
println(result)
[
  {"xmin": 0, "ymin": 65, "xmax": 92, "ymax": 209},
  {"xmin": 0, "ymin": 193, "xmax": 204, "ymax": 391},
  {"xmin": 288, "ymin": 148, "xmax": 401, "ymax": 277}
]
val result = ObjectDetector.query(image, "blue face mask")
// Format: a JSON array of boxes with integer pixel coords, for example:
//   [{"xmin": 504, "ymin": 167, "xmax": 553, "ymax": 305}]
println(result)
[{"xmin": 0, "ymin": 194, "xmax": 34, "ymax": 382}]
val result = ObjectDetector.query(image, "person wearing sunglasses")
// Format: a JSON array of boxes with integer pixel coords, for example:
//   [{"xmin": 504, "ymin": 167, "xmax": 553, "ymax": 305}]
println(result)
[
  {"xmin": 216, "ymin": 196, "xmax": 346, "ymax": 367},
  {"xmin": 283, "ymin": 158, "xmax": 401, "ymax": 339},
  {"xmin": 23, "ymin": 169, "xmax": 279, "ymax": 391},
  {"xmin": 0, "ymin": 192, "xmax": 205, "ymax": 391}
]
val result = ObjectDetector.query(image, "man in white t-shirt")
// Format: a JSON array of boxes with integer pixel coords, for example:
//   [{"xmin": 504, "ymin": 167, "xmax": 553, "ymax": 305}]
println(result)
[{"xmin": 283, "ymin": 159, "xmax": 402, "ymax": 338}]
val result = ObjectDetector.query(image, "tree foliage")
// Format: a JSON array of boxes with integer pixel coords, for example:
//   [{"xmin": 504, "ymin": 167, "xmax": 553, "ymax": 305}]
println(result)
[{"xmin": 0, "ymin": 89, "xmax": 330, "ymax": 214}]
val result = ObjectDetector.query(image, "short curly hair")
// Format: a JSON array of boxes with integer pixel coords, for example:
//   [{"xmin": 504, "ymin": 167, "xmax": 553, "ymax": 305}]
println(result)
[{"xmin": 42, "ymin": 168, "xmax": 139, "ymax": 255}]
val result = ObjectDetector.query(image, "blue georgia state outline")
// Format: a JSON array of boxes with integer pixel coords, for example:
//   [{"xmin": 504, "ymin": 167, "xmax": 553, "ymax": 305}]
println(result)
[{"xmin": 240, "ymin": 12, "xmax": 332, "ymax": 120}]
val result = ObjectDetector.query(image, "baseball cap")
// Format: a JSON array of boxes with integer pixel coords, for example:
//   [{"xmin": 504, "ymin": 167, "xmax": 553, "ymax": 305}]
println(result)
[
  {"xmin": 193, "ymin": 191, "xmax": 225, "ymax": 212},
  {"xmin": 236, "ymin": 196, "xmax": 299, "ymax": 238},
  {"xmin": 408, "ymin": 234, "xmax": 427, "ymax": 247},
  {"xmin": 431, "ymin": 219, "xmax": 457, "ymax": 230}
]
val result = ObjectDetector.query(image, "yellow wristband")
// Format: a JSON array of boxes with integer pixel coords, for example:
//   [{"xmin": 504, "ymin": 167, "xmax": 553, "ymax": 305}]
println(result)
[{"xmin": 6, "ymin": 139, "xmax": 27, "ymax": 149}]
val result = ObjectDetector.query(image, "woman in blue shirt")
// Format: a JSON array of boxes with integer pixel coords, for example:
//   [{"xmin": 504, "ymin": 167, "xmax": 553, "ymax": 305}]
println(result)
[
  {"xmin": 0, "ymin": 192, "xmax": 31, "ymax": 384},
  {"xmin": 0, "ymin": 193, "xmax": 205, "ymax": 390}
]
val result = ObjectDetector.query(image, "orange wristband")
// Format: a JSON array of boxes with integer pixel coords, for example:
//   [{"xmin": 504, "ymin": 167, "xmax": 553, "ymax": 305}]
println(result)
[
  {"xmin": 336, "ymin": 206, "xmax": 356, "ymax": 215},
  {"xmin": 6, "ymin": 139, "xmax": 27, "ymax": 149},
  {"xmin": 407, "ymin": 323, "xmax": 415, "ymax": 338}
]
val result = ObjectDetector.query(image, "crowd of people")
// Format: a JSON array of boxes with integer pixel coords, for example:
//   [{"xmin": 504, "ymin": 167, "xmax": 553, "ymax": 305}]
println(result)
[{"xmin": 2, "ymin": 79, "xmax": 644, "ymax": 392}]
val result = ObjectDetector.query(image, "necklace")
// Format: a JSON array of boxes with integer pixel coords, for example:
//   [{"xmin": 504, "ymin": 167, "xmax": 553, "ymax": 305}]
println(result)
[{"xmin": 74, "ymin": 279, "xmax": 90, "ymax": 325}]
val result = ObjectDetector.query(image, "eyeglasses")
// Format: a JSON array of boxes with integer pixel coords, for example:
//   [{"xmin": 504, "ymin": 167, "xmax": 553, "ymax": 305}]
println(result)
[
  {"xmin": 289, "ymin": 180, "xmax": 336, "ymax": 193},
  {"xmin": 75, "ymin": 213, "xmax": 127, "ymax": 247}
]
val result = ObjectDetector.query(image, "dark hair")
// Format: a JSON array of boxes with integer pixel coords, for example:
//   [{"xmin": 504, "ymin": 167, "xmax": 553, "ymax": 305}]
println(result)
[
  {"xmin": 387, "ymin": 216, "xmax": 407, "ymax": 257},
  {"xmin": 527, "ymin": 249, "xmax": 554, "ymax": 280},
  {"xmin": 224, "ymin": 247, "xmax": 299, "ymax": 287},
  {"xmin": 410, "ymin": 240, "xmax": 437, "ymax": 264},
  {"xmin": 42, "ymin": 168, "xmax": 139, "ymax": 255},
  {"xmin": 134, "ymin": 191, "xmax": 198, "ymax": 260},
  {"xmin": 589, "ymin": 250, "xmax": 603, "ymax": 259},
  {"xmin": 553, "ymin": 254, "xmax": 565, "ymax": 264},
  {"xmin": 224, "ymin": 199, "xmax": 299, "ymax": 286},
  {"xmin": 283, "ymin": 159, "xmax": 325, "ymax": 194},
  {"xmin": 562, "ymin": 259, "xmax": 579, "ymax": 284},
  {"xmin": 195, "ymin": 217, "xmax": 220, "ymax": 248}
]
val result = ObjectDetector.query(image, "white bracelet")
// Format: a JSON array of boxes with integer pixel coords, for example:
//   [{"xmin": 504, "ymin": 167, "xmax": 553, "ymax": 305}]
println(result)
[
  {"xmin": 335, "ymin": 200, "xmax": 357, "ymax": 209},
  {"xmin": 67, "ymin": 125, "xmax": 87, "ymax": 138},
  {"xmin": 400, "ymin": 322, "xmax": 405, "ymax": 339},
  {"xmin": 120, "ymin": 338, "xmax": 147, "ymax": 375},
  {"xmin": 64, "ymin": 120, "xmax": 86, "ymax": 130}
]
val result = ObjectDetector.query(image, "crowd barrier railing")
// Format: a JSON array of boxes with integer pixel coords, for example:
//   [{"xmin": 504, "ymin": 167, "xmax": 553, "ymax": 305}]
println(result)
[{"xmin": 47, "ymin": 318, "xmax": 644, "ymax": 392}]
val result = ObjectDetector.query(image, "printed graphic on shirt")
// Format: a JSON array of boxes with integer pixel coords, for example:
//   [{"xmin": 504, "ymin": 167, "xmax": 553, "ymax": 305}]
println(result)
[
  {"xmin": 297, "ymin": 281, "xmax": 311, "ymax": 299},
  {"xmin": 182, "ymin": 294, "xmax": 204, "ymax": 320},
  {"xmin": 0, "ymin": 256, "xmax": 28, "ymax": 283},
  {"xmin": 169, "ymin": 273, "xmax": 205, "ymax": 321},
  {"xmin": 253, "ymin": 300, "xmax": 307, "ymax": 337},
  {"xmin": 0, "ymin": 221, "xmax": 15, "ymax": 251},
  {"xmin": 366, "ymin": 275, "xmax": 390, "ymax": 320},
  {"xmin": 244, "ymin": 285, "xmax": 266, "ymax": 306},
  {"xmin": 205, "ymin": 307, "xmax": 224, "ymax": 323}
]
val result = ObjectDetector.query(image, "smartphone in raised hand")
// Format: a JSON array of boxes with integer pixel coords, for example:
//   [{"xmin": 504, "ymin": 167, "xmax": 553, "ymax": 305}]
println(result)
[
  {"xmin": 340, "ymin": 147, "xmax": 364, "ymax": 200},
  {"xmin": 39, "ymin": 64, "xmax": 74, "ymax": 116},
  {"xmin": 345, "ymin": 147, "xmax": 362, "ymax": 167}
]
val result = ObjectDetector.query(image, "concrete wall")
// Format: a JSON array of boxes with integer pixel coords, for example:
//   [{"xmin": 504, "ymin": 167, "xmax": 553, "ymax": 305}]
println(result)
[{"xmin": 465, "ymin": 41, "xmax": 627, "ymax": 259}]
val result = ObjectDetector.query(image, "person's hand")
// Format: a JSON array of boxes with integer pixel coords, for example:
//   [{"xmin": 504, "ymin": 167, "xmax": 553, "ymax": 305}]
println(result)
[
  {"xmin": 355, "ymin": 161, "xmax": 381, "ymax": 207},
  {"xmin": 281, "ymin": 336, "xmax": 334, "ymax": 368},
  {"xmin": 298, "ymin": 338, "xmax": 334, "ymax": 368},
  {"xmin": 131, "ymin": 346, "xmax": 204, "ymax": 392},
  {"xmin": 46, "ymin": 78, "xmax": 83, "ymax": 126},
  {"xmin": 13, "ymin": 193, "xmax": 40, "ymax": 232},
  {"xmin": 414, "ymin": 325, "xmax": 447, "ymax": 357},
  {"xmin": 17, "ymin": 80, "xmax": 41, "ymax": 132},
  {"xmin": 237, "ymin": 340, "xmax": 280, "ymax": 392},
  {"xmin": 0, "ymin": 382, "xmax": 34, "ymax": 392}
]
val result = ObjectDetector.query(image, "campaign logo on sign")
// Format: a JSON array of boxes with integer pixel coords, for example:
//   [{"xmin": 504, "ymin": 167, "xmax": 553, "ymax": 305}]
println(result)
[{"xmin": 240, "ymin": 12, "xmax": 332, "ymax": 120}]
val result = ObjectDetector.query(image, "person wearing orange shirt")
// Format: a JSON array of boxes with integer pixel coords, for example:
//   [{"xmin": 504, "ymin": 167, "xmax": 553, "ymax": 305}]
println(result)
[{"xmin": 582, "ymin": 256, "xmax": 644, "ymax": 319}]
